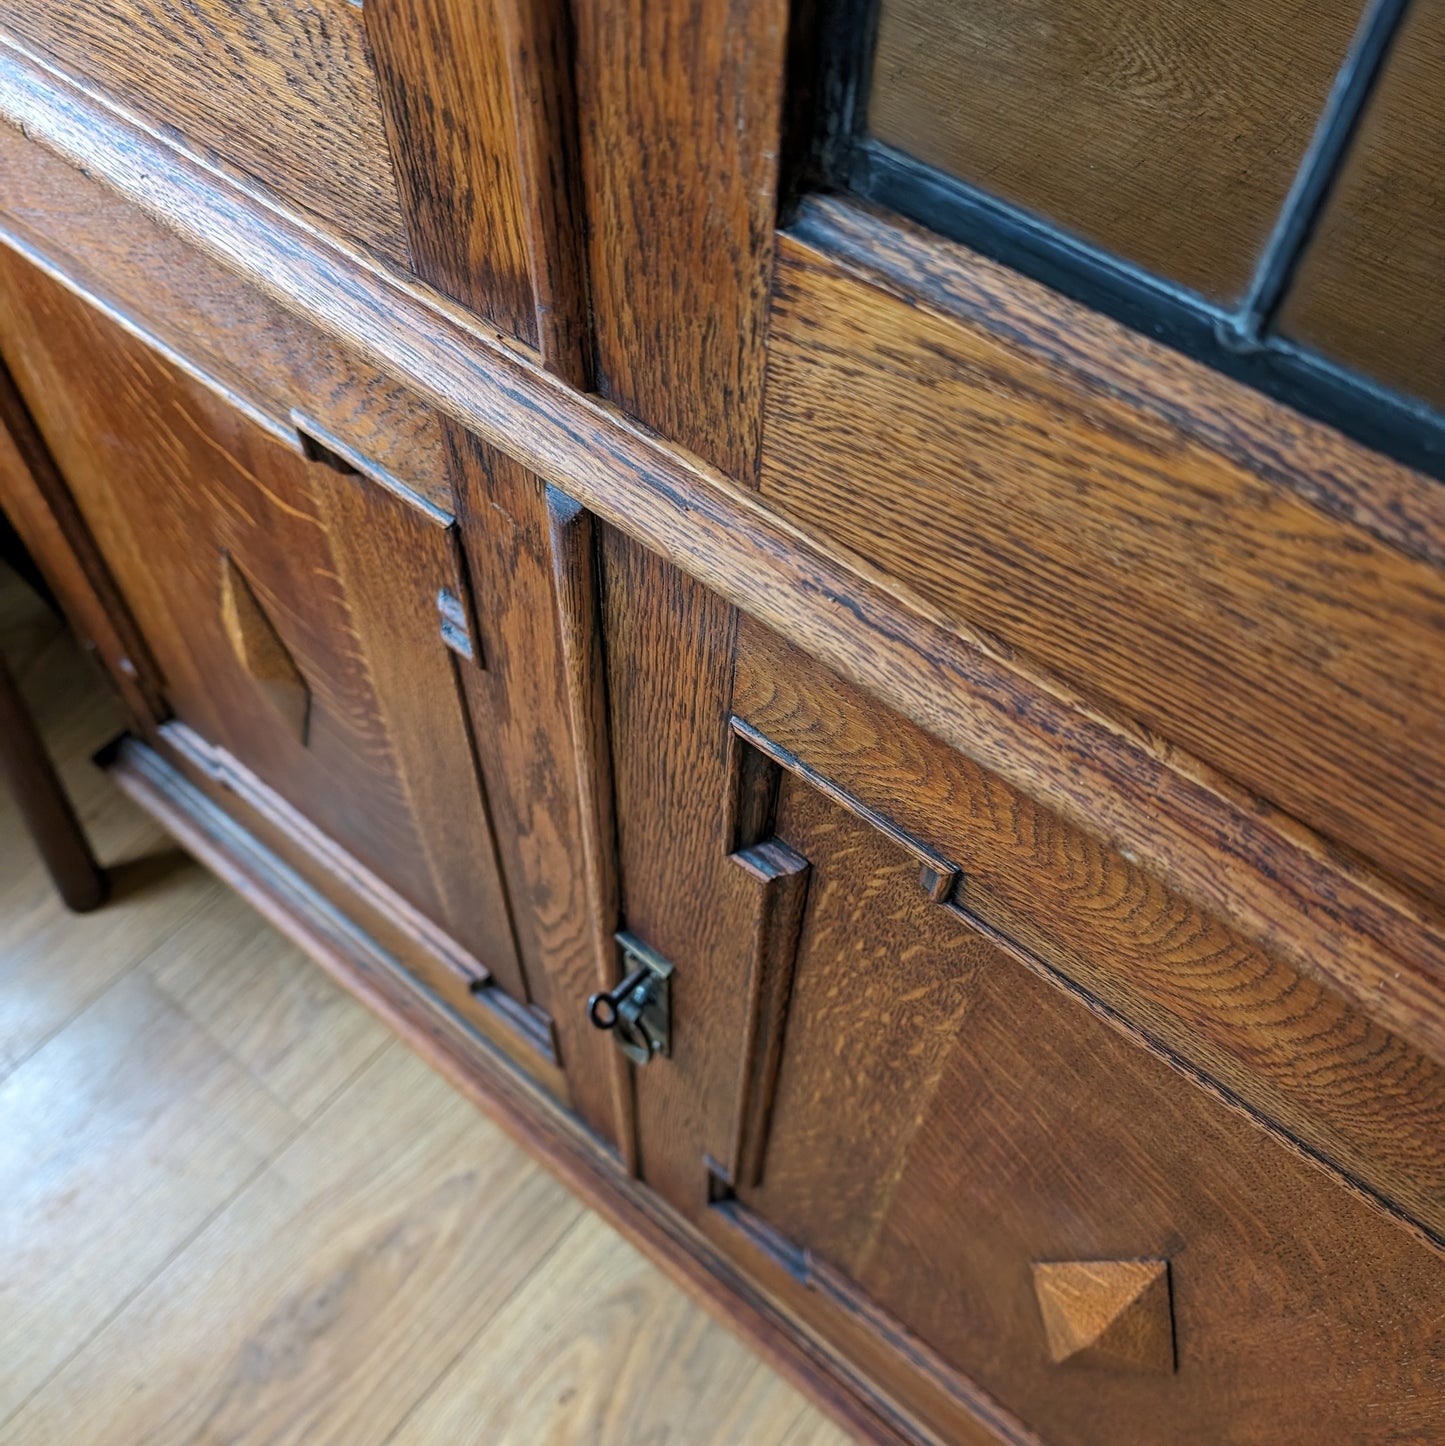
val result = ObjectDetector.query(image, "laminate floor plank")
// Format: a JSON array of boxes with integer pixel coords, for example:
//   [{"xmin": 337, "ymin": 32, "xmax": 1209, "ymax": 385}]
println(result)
[
  {"xmin": 0, "ymin": 966, "xmax": 298, "ymax": 1423},
  {"xmin": 0, "ymin": 562, "xmax": 851, "ymax": 1443},
  {"xmin": 5, "ymin": 1043, "xmax": 584, "ymax": 1446},
  {"xmin": 143, "ymin": 883, "xmax": 390, "ymax": 1124},
  {"xmin": 0, "ymin": 839, "xmax": 224, "ymax": 1083},
  {"xmin": 780, "ymin": 1413, "xmax": 865, "ymax": 1446},
  {"xmin": 391, "ymin": 1216, "xmax": 826, "ymax": 1446},
  {"xmin": 0, "ymin": 564, "xmax": 207, "ymax": 1080}
]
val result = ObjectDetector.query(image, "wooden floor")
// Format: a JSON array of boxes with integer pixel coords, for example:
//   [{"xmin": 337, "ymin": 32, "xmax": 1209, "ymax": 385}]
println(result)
[{"xmin": 0, "ymin": 563, "xmax": 850, "ymax": 1446}]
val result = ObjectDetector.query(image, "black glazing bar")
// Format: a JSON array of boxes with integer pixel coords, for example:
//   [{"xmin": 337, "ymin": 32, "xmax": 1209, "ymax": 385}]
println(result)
[
  {"xmin": 847, "ymin": 143, "xmax": 1445, "ymax": 480},
  {"xmin": 1228, "ymin": 0, "xmax": 1413, "ymax": 348}
]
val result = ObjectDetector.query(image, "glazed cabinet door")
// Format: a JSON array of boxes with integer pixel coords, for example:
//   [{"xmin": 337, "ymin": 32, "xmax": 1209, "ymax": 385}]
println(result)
[
  {"xmin": 0, "ymin": 249, "xmax": 530, "ymax": 1017},
  {"xmin": 598, "ymin": 541, "xmax": 1445, "ymax": 1446}
]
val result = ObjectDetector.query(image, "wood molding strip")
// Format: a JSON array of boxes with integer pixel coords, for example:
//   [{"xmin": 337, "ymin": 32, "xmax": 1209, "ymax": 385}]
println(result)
[
  {"xmin": 545, "ymin": 484, "xmax": 636, "ymax": 1172},
  {"xmin": 795, "ymin": 197, "xmax": 1445, "ymax": 573},
  {"xmin": 723, "ymin": 837, "xmax": 811, "ymax": 1190},
  {"xmin": 495, "ymin": 0, "xmax": 590, "ymax": 385},
  {"xmin": 571, "ymin": 0, "xmax": 788, "ymax": 480},
  {"xmin": 2, "ymin": 40, "xmax": 1442, "ymax": 1063},
  {"xmin": 732, "ymin": 716, "xmax": 960, "ymax": 892},
  {"xmin": 110, "ymin": 729, "xmax": 564, "ymax": 1081},
  {"xmin": 709, "ymin": 1194, "xmax": 1045, "ymax": 1446},
  {"xmin": 365, "ymin": 0, "xmax": 588, "ymax": 383},
  {"xmin": 364, "ymin": 0, "xmax": 536, "ymax": 345}
]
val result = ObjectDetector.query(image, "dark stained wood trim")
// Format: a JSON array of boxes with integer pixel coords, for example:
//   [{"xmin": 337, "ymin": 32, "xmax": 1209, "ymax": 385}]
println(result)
[
  {"xmin": 709, "ymin": 1196, "xmax": 1045, "ymax": 1446},
  {"xmin": 735, "ymin": 715, "xmax": 959, "ymax": 893},
  {"xmin": 103, "ymin": 729, "xmax": 931, "ymax": 1446},
  {"xmin": 440, "ymin": 424, "xmax": 625, "ymax": 1148},
  {"xmin": 153, "ymin": 721, "xmax": 564, "ymax": 1084},
  {"xmin": 365, "ymin": 0, "xmax": 588, "ymax": 382},
  {"xmin": 2, "ymin": 42, "xmax": 1442, "ymax": 1067},
  {"xmin": 544, "ymin": 485, "xmax": 636, "ymax": 1172},
  {"xmin": 0, "ymin": 651, "xmax": 107, "ymax": 911},
  {"xmin": 571, "ymin": 0, "xmax": 789, "ymax": 481},
  {"xmin": 365, "ymin": 0, "xmax": 537, "ymax": 345},
  {"xmin": 721, "ymin": 837, "xmax": 811, "ymax": 1190}
]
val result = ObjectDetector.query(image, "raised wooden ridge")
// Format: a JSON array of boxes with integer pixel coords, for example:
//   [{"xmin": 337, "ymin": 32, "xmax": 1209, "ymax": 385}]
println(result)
[{"xmin": 1, "ymin": 32, "xmax": 1442, "ymax": 1068}]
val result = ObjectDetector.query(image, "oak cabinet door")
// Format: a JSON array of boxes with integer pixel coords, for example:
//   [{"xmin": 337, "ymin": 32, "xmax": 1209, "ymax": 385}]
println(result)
[
  {"xmin": 0, "ymin": 250, "xmax": 526, "ymax": 1009},
  {"xmin": 599, "ymin": 539, "xmax": 1445, "ymax": 1446}
]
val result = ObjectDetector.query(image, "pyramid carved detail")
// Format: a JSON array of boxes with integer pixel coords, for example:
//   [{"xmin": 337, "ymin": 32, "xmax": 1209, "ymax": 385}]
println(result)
[{"xmin": 1031, "ymin": 1258, "xmax": 1175, "ymax": 1374}]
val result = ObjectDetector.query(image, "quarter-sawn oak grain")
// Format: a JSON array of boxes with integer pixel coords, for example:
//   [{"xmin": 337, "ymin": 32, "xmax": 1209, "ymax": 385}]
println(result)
[
  {"xmin": 2, "ymin": 52, "xmax": 1434, "ymax": 1069},
  {"xmin": 3, "ymin": 7, "xmax": 1443, "ymax": 1443},
  {"xmin": 0, "ymin": 0, "xmax": 410, "ymax": 264},
  {"xmin": 761, "ymin": 226, "xmax": 1445, "ymax": 913}
]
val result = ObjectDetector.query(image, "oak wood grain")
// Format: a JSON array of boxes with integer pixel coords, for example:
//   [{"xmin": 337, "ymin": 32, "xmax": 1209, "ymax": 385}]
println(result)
[
  {"xmin": 0, "ymin": 0, "xmax": 410, "ymax": 264},
  {"xmin": 0, "ymin": 345, "xmax": 163, "ymax": 725},
  {"xmin": 1030, "ymin": 1260, "xmax": 1174, "ymax": 1373},
  {"xmin": 0, "ymin": 121, "xmax": 452, "ymax": 514},
  {"xmin": 218, "ymin": 552, "xmax": 311, "ymax": 747},
  {"xmin": 5, "ymin": 51, "xmax": 1437, "ymax": 1075},
  {"xmin": 0, "ymin": 253, "xmax": 528, "ymax": 1004},
  {"xmin": 94, "ymin": 726, "xmax": 967, "ymax": 1444},
  {"xmin": 761, "ymin": 227, "xmax": 1445, "ymax": 914},
  {"xmin": 796, "ymin": 196, "xmax": 1445, "ymax": 572},
  {"xmin": 600, "ymin": 532, "xmax": 750, "ymax": 1208},
  {"xmin": 573, "ymin": 0, "xmax": 789, "ymax": 480},
  {"xmin": 365, "ymin": 0, "xmax": 535, "ymax": 344},
  {"xmin": 0, "ymin": 549, "xmax": 912, "ymax": 1445},
  {"xmin": 7, "ymin": 58, "xmax": 1437, "ymax": 1071},
  {"xmin": 546, "ymin": 487, "xmax": 635, "ymax": 1168},
  {"xmin": 684, "ymin": 702, "xmax": 1445, "ymax": 1442},
  {"xmin": 734, "ymin": 618, "xmax": 1445, "ymax": 1244},
  {"xmin": 493, "ymin": 0, "xmax": 591, "ymax": 384},
  {"xmin": 868, "ymin": 0, "xmax": 1360, "ymax": 300},
  {"xmin": 152, "ymin": 720, "xmax": 565, "ymax": 1094},
  {"xmin": 723, "ymin": 837, "xmax": 812, "ymax": 1191},
  {"xmin": 443, "ymin": 426, "xmax": 625, "ymax": 1140}
]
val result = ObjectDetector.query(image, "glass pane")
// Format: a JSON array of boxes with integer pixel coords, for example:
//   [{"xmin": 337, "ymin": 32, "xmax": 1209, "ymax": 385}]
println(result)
[
  {"xmin": 1281, "ymin": 1, "xmax": 1445, "ymax": 408},
  {"xmin": 867, "ymin": 0, "xmax": 1362, "ymax": 301}
]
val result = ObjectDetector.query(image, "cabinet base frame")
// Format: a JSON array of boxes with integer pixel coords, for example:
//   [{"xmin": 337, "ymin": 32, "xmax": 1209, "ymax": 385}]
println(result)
[{"xmin": 99, "ymin": 730, "xmax": 1026, "ymax": 1446}]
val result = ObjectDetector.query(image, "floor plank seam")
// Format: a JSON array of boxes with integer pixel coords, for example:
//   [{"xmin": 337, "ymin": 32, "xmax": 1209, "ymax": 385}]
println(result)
[
  {"xmin": 0, "ymin": 876, "xmax": 217, "ymax": 1088},
  {"xmin": 138, "ymin": 919, "xmax": 395, "ymax": 1129},
  {"xmin": 376, "ymin": 1211, "xmax": 592, "ymax": 1445},
  {"xmin": 0, "ymin": 1148, "xmax": 278, "ymax": 1436}
]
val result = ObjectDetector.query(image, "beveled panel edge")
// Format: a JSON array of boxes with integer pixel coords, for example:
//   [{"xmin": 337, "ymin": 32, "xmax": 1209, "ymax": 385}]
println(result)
[{"xmin": 1, "ymin": 34, "xmax": 1442, "ymax": 1066}]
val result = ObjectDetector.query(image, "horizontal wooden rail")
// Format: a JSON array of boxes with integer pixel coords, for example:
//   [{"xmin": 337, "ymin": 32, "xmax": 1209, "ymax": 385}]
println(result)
[{"xmin": 1, "ymin": 32, "xmax": 1442, "ymax": 1063}]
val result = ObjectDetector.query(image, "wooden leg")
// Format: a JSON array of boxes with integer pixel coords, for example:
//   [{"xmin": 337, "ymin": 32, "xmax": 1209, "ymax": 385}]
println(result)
[{"xmin": 0, "ymin": 652, "xmax": 107, "ymax": 911}]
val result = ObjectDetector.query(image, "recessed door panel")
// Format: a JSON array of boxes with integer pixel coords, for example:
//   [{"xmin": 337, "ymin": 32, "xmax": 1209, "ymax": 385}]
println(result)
[{"xmin": 0, "ymin": 251, "xmax": 526, "ymax": 1002}]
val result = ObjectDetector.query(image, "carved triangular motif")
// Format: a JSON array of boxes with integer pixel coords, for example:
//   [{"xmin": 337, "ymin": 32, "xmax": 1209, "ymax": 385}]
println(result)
[
  {"xmin": 219, "ymin": 552, "xmax": 310, "ymax": 744},
  {"xmin": 1032, "ymin": 1259, "xmax": 1174, "ymax": 1374}
]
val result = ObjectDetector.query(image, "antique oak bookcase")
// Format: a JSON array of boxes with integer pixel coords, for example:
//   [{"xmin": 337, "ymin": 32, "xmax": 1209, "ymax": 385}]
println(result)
[{"xmin": 0, "ymin": 0, "xmax": 1441, "ymax": 1439}]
